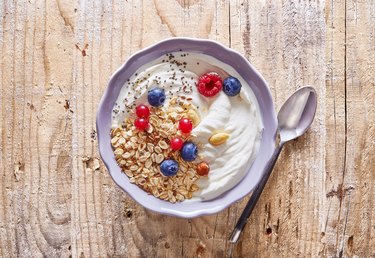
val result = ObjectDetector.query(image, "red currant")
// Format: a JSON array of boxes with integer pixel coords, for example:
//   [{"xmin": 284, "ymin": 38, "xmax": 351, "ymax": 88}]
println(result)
[
  {"xmin": 134, "ymin": 118, "xmax": 149, "ymax": 131},
  {"xmin": 179, "ymin": 118, "xmax": 193, "ymax": 134},
  {"xmin": 135, "ymin": 104, "xmax": 150, "ymax": 118},
  {"xmin": 170, "ymin": 137, "xmax": 184, "ymax": 150}
]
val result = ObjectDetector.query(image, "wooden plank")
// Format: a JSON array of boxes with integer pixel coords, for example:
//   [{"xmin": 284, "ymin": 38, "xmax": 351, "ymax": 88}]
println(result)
[
  {"xmin": 231, "ymin": 1, "xmax": 326, "ymax": 257},
  {"xmin": 323, "ymin": 0, "xmax": 348, "ymax": 256},
  {"xmin": 1, "ymin": 0, "xmax": 76, "ymax": 256},
  {"xmin": 339, "ymin": 0, "xmax": 375, "ymax": 256},
  {"xmin": 324, "ymin": 0, "xmax": 375, "ymax": 257}
]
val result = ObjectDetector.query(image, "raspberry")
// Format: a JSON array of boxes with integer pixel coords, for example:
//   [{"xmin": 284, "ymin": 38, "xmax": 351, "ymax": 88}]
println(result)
[{"xmin": 197, "ymin": 72, "xmax": 223, "ymax": 97}]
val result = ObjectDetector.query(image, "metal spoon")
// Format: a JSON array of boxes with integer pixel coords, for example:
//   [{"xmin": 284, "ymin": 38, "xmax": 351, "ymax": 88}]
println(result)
[{"xmin": 229, "ymin": 86, "xmax": 317, "ymax": 243}]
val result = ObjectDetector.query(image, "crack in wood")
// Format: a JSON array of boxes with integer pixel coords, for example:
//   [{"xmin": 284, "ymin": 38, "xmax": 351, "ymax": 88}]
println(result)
[{"xmin": 326, "ymin": 184, "xmax": 355, "ymax": 200}]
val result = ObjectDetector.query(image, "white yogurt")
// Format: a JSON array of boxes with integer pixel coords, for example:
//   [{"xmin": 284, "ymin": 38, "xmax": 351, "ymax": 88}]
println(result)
[{"xmin": 112, "ymin": 52, "xmax": 262, "ymax": 201}]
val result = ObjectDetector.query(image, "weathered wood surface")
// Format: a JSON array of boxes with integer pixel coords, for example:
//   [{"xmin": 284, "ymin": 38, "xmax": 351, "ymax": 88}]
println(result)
[{"xmin": 0, "ymin": 0, "xmax": 374, "ymax": 257}]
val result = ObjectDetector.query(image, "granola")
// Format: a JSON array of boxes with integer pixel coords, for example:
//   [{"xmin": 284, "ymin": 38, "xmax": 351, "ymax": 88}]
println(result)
[{"xmin": 111, "ymin": 102, "xmax": 201, "ymax": 203}]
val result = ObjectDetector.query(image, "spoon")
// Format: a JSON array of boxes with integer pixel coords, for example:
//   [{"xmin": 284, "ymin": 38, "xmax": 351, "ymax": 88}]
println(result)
[{"xmin": 229, "ymin": 86, "xmax": 317, "ymax": 243}]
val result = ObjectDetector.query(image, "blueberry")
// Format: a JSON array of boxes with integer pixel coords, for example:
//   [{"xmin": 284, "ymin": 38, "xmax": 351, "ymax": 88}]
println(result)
[
  {"xmin": 223, "ymin": 76, "xmax": 242, "ymax": 96},
  {"xmin": 148, "ymin": 87, "xmax": 166, "ymax": 107},
  {"xmin": 181, "ymin": 142, "xmax": 198, "ymax": 161},
  {"xmin": 160, "ymin": 159, "xmax": 179, "ymax": 176}
]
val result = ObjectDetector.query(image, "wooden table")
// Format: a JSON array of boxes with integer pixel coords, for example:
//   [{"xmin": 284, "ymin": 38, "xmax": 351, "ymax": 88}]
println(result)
[{"xmin": 1, "ymin": 0, "xmax": 374, "ymax": 257}]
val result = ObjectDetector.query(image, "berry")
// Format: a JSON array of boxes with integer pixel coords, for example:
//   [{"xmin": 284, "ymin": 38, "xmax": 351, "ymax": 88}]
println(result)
[
  {"xmin": 170, "ymin": 137, "xmax": 184, "ymax": 150},
  {"xmin": 160, "ymin": 159, "xmax": 179, "ymax": 176},
  {"xmin": 197, "ymin": 72, "xmax": 223, "ymax": 97},
  {"xmin": 148, "ymin": 87, "xmax": 166, "ymax": 107},
  {"xmin": 223, "ymin": 76, "xmax": 242, "ymax": 96},
  {"xmin": 181, "ymin": 142, "xmax": 198, "ymax": 161},
  {"xmin": 135, "ymin": 104, "xmax": 150, "ymax": 118},
  {"xmin": 179, "ymin": 118, "xmax": 193, "ymax": 134},
  {"xmin": 197, "ymin": 162, "xmax": 210, "ymax": 176},
  {"xmin": 134, "ymin": 118, "xmax": 149, "ymax": 131}
]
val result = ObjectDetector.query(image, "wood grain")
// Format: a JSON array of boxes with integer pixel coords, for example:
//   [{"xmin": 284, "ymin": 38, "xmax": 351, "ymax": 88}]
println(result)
[{"xmin": 0, "ymin": 0, "xmax": 374, "ymax": 257}]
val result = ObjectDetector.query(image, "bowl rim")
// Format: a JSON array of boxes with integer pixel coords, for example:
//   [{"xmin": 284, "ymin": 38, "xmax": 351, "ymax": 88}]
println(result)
[{"xmin": 96, "ymin": 37, "xmax": 277, "ymax": 218}]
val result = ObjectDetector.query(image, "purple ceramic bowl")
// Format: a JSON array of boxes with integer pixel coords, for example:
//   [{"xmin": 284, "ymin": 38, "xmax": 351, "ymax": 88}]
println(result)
[{"xmin": 97, "ymin": 37, "xmax": 277, "ymax": 218}]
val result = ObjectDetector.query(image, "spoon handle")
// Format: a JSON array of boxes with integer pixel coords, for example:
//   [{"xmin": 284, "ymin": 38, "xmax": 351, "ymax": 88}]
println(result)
[{"xmin": 229, "ymin": 144, "xmax": 284, "ymax": 243}]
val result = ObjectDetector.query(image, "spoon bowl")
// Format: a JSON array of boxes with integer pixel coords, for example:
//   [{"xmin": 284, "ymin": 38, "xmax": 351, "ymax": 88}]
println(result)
[{"xmin": 278, "ymin": 87, "xmax": 317, "ymax": 142}]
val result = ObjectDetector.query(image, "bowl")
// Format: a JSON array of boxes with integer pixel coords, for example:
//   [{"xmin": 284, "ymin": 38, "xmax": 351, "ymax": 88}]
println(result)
[{"xmin": 96, "ymin": 37, "xmax": 277, "ymax": 218}]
